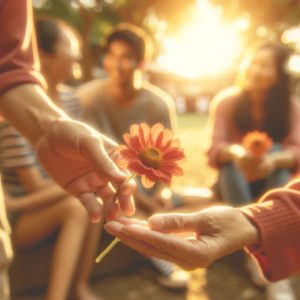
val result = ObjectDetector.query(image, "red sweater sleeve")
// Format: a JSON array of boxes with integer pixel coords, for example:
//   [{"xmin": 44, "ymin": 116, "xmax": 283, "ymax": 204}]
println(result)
[
  {"xmin": 239, "ymin": 179, "xmax": 300, "ymax": 281},
  {"xmin": 0, "ymin": 0, "xmax": 44, "ymax": 96}
]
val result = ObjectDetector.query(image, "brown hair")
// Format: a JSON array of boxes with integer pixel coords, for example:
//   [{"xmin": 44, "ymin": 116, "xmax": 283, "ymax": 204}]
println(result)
[
  {"xmin": 233, "ymin": 42, "xmax": 291, "ymax": 142},
  {"xmin": 104, "ymin": 23, "xmax": 153, "ymax": 63}
]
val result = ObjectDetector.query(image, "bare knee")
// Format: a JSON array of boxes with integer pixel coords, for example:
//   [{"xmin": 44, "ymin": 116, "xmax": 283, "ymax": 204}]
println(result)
[{"xmin": 59, "ymin": 197, "xmax": 89, "ymax": 228}]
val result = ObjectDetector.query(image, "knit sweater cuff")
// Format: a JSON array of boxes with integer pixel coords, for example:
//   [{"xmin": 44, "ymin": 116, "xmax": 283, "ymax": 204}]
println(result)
[{"xmin": 239, "ymin": 192, "xmax": 300, "ymax": 281}]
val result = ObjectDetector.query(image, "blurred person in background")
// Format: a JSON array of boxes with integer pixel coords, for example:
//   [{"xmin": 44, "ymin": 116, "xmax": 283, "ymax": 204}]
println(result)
[
  {"xmin": 1, "ymin": 18, "xmax": 103, "ymax": 300},
  {"xmin": 207, "ymin": 42, "xmax": 300, "ymax": 300},
  {"xmin": 0, "ymin": 1, "xmax": 137, "ymax": 299},
  {"xmin": 78, "ymin": 23, "xmax": 212, "ymax": 220},
  {"xmin": 77, "ymin": 23, "xmax": 214, "ymax": 289}
]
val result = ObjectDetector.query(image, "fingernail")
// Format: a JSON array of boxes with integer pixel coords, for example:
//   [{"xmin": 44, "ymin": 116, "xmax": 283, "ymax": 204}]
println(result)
[
  {"xmin": 104, "ymin": 221, "xmax": 123, "ymax": 233},
  {"xmin": 148, "ymin": 216, "xmax": 165, "ymax": 230},
  {"xmin": 90, "ymin": 213, "xmax": 101, "ymax": 224},
  {"xmin": 112, "ymin": 169, "xmax": 126, "ymax": 178},
  {"xmin": 91, "ymin": 217, "xmax": 101, "ymax": 224}
]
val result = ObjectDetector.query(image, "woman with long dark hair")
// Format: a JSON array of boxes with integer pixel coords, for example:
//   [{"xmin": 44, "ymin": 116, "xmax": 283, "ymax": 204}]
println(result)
[{"xmin": 207, "ymin": 42, "xmax": 300, "ymax": 300}]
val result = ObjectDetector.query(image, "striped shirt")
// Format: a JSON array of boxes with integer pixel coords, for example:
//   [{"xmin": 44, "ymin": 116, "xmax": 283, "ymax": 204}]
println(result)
[{"xmin": 0, "ymin": 87, "xmax": 82, "ymax": 197}]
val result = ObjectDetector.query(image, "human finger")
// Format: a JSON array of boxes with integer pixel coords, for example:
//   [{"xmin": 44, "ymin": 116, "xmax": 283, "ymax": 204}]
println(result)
[
  {"xmin": 148, "ymin": 213, "xmax": 200, "ymax": 233},
  {"xmin": 104, "ymin": 221, "xmax": 194, "ymax": 270},
  {"xmin": 78, "ymin": 192, "xmax": 104, "ymax": 223}
]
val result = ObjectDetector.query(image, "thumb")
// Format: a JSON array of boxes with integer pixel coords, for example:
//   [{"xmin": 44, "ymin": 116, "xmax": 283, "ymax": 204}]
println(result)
[
  {"xmin": 148, "ymin": 213, "xmax": 200, "ymax": 233},
  {"xmin": 82, "ymin": 136, "xmax": 127, "ymax": 183}
]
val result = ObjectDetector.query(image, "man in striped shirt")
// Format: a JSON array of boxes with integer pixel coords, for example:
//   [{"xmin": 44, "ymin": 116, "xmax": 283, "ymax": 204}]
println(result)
[{"xmin": 0, "ymin": 1, "xmax": 135, "ymax": 298}]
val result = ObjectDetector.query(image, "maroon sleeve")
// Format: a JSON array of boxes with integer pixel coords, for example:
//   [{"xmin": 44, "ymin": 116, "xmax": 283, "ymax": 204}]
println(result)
[
  {"xmin": 0, "ymin": 0, "xmax": 45, "ymax": 96},
  {"xmin": 239, "ymin": 179, "xmax": 300, "ymax": 281}
]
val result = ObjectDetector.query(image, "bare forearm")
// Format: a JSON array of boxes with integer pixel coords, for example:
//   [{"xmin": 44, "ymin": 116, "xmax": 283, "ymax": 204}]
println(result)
[
  {"xmin": 217, "ymin": 144, "xmax": 242, "ymax": 164},
  {"xmin": 8, "ymin": 183, "xmax": 67, "ymax": 211},
  {"xmin": 270, "ymin": 151, "xmax": 296, "ymax": 169},
  {"xmin": 0, "ymin": 84, "xmax": 69, "ymax": 145}
]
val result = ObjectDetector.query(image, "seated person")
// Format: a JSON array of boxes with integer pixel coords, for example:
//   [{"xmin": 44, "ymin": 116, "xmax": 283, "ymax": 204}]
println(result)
[
  {"xmin": 207, "ymin": 42, "xmax": 300, "ymax": 300},
  {"xmin": 1, "ymin": 17, "xmax": 102, "ymax": 300},
  {"xmin": 77, "ymin": 23, "xmax": 213, "ymax": 289}
]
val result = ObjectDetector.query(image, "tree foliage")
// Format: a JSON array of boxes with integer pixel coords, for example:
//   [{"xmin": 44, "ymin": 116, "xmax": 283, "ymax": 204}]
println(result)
[
  {"xmin": 34, "ymin": 0, "xmax": 197, "ymax": 79},
  {"xmin": 34, "ymin": 0, "xmax": 300, "ymax": 79},
  {"xmin": 212, "ymin": 0, "xmax": 300, "ymax": 29}
]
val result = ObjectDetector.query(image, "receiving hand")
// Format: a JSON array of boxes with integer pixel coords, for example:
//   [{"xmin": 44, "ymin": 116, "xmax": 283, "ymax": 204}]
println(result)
[
  {"xmin": 36, "ymin": 119, "xmax": 136, "ymax": 223},
  {"xmin": 105, "ymin": 206, "xmax": 259, "ymax": 270}
]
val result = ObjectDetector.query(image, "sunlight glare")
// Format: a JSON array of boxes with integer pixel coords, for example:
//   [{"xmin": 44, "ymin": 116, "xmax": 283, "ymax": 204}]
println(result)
[{"xmin": 157, "ymin": 0, "xmax": 244, "ymax": 78}]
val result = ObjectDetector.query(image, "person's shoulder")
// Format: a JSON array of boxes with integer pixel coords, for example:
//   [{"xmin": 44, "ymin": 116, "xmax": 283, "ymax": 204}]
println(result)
[
  {"xmin": 76, "ymin": 79, "xmax": 108, "ymax": 107},
  {"xmin": 141, "ymin": 82, "xmax": 173, "ymax": 106},
  {"xmin": 210, "ymin": 86, "xmax": 242, "ymax": 111},
  {"xmin": 290, "ymin": 96, "xmax": 300, "ymax": 109},
  {"xmin": 289, "ymin": 96, "xmax": 300, "ymax": 120}
]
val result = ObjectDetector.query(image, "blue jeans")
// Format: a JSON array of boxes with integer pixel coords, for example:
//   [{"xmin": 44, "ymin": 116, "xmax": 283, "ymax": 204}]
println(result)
[{"xmin": 219, "ymin": 144, "xmax": 291, "ymax": 206}]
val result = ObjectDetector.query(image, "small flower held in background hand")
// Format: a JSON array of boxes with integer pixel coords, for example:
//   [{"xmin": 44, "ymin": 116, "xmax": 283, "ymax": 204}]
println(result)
[
  {"xmin": 242, "ymin": 131, "xmax": 273, "ymax": 157},
  {"xmin": 96, "ymin": 123, "xmax": 185, "ymax": 263}
]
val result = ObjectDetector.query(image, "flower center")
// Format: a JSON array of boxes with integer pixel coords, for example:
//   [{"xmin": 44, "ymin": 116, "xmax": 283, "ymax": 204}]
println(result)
[
  {"xmin": 253, "ymin": 140, "xmax": 263, "ymax": 147},
  {"xmin": 139, "ymin": 147, "xmax": 163, "ymax": 169}
]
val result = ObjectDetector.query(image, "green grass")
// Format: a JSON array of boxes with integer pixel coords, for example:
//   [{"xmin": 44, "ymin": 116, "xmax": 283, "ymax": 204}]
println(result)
[
  {"xmin": 177, "ymin": 113, "xmax": 208, "ymax": 129},
  {"xmin": 174, "ymin": 113, "xmax": 216, "ymax": 188}
]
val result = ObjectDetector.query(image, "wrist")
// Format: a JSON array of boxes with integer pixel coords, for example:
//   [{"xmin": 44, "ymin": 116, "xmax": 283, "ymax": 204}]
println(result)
[
  {"xmin": 266, "ymin": 153, "xmax": 279, "ymax": 169},
  {"xmin": 34, "ymin": 118, "xmax": 74, "ymax": 149},
  {"xmin": 31, "ymin": 114, "xmax": 71, "ymax": 147},
  {"xmin": 238, "ymin": 210, "xmax": 260, "ymax": 246}
]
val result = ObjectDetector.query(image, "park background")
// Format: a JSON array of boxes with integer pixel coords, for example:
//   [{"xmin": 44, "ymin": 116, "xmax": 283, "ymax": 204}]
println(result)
[{"xmin": 17, "ymin": 1, "xmax": 300, "ymax": 299}]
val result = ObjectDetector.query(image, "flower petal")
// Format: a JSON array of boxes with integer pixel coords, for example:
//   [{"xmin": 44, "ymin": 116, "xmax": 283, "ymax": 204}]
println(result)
[
  {"xmin": 160, "ymin": 140, "xmax": 172, "ymax": 153},
  {"xmin": 116, "ymin": 158, "xmax": 128, "ymax": 169},
  {"xmin": 160, "ymin": 129, "xmax": 173, "ymax": 149},
  {"xmin": 151, "ymin": 123, "xmax": 164, "ymax": 138},
  {"xmin": 160, "ymin": 163, "xmax": 184, "ymax": 176},
  {"xmin": 128, "ymin": 160, "xmax": 152, "ymax": 176},
  {"xmin": 149, "ymin": 123, "xmax": 164, "ymax": 146},
  {"xmin": 163, "ymin": 149, "xmax": 185, "ymax": 161},
  {"xmin": 123, "ymin": 133, "xmax": 131, "ymax": 146},
  {"xmin": 130, "ymin": 124, "xmax": 140, "ymax": 137},
  {"xmin": 120, "ymin": 148, "xmax": 138, "ymax": 160},
  {"xmin": 141, "ymin": 175, "xmax": 155, "ymax": 188},
  {"xmin": 117, "ymin": 145, "xmax": 128, "ymax": 151},
  {"xmin": 138, "ymin": 123, "xmax": 150, "ymax": 147},
  {"xmin": 151, "ymin": 168, "xmax": 172, "ymax": 183},
  {"xmin": 155, "ymin": 131, "xmax": 165, "ymax": 148},
  {"xmin": 128, "ymin": 135, "xmax": 144, "ymax": 153}
]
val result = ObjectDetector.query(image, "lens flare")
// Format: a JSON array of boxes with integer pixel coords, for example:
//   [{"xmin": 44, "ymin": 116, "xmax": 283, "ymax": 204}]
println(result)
[{"xmin": 157, "ymin": 0, "xmax": 245, "ymax": 78}]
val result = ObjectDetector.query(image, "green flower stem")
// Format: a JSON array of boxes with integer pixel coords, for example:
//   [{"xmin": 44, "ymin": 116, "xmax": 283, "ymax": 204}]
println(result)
[
  {"xmin": 95, "ymin": 237, "xmax": 120, "ymax": 263},
  {"xmin": 95, "ymin": 173, "xmax": 136, "ymax": 263}
]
